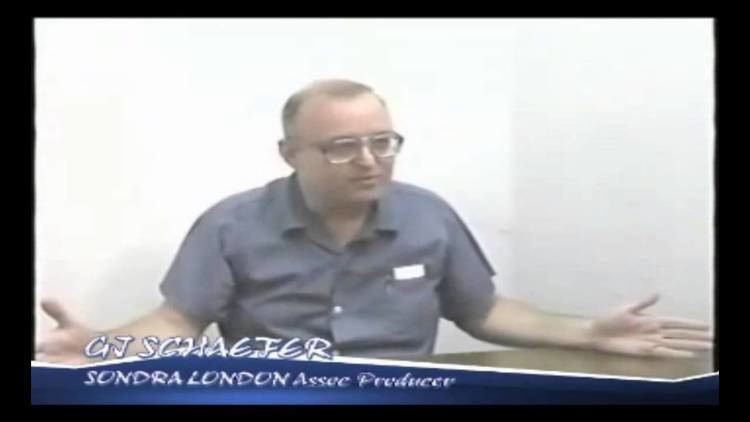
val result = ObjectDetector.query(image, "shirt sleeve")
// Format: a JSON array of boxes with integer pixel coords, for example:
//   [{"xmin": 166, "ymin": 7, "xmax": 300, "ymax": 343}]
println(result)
[
  {"xmin": 437, "ymin": 209, "xmax": 498, "ymax": 324},
  {"xmin": 159, "ymin": 210, "xmax": 236, "ymax": 327}
]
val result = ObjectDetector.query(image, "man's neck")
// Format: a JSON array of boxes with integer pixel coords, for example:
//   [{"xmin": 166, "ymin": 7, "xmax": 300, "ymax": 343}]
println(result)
[
  {"xmin": 308, "ymin": 198, "xmax": 374, "ymax": 248},
  {"xmin": 300, "ymin": 188, "xmax": 372, "ymax": 222},
  {"xmin": 319, "ymin": 202, "xmax": 372, "ymax": 225}
]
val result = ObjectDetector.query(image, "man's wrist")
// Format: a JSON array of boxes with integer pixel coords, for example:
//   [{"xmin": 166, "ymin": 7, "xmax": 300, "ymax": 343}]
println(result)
[{"xmin": 575, "ymin": 318, "xmax": 601, "ymax": 351}]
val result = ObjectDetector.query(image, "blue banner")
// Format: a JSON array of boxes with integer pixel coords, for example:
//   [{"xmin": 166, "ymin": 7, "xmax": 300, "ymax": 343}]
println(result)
[{"xmin": 31, "ymin": 357, "xmax": 718, "ymax": 405}]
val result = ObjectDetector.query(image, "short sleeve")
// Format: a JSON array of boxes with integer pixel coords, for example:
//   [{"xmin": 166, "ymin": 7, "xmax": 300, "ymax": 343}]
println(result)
[
  {"xmin": 438, "ymin": 210, "xmax": 497, "ymax": 324},
  {"xmin": 159, "ymin": 211, "xmax": 236, "ymax": 326}
]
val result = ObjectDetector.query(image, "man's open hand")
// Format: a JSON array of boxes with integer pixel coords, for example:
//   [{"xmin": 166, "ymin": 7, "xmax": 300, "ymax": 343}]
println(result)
[
  {"xmin": 590, "ymin": 294, "xmax": 713, "ymax": 358},
  {"xmin": 36, "ymin": 299, "xmax": 98, "ymax": 365}
]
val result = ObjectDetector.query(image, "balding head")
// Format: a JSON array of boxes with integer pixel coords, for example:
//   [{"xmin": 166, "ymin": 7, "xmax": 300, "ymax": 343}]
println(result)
[
  {"xmin": 281, "ymin": 79, "xmax": 387, "ymax": 139},
  {"xmin": 277, "ymin": 79, "xmax": 398, "ymax": 211}
]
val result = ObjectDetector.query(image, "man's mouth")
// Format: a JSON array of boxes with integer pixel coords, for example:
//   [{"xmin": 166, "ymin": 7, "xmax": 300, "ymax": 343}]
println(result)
[{"xmin": 351, "ymin": 175, "xmax": 380, "ymax": 185}]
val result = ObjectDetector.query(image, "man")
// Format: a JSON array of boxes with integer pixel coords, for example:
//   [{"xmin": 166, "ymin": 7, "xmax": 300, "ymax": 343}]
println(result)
[{"xmin": 36, "ymin": 79, "xmax": 712, "ymax": 364}]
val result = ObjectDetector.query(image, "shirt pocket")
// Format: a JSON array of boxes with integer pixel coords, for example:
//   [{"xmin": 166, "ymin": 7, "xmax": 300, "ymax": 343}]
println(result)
[
  {"xmin": 387, "ymin": 273, "xmax": 441, "ymax": 340},
  {"xmin": 350, "ymin": 262, "xmax": 441, "ymax": 335},
  {"xmin": 385, "ymin": 271, "xmax": 438, "ymax": 295}
]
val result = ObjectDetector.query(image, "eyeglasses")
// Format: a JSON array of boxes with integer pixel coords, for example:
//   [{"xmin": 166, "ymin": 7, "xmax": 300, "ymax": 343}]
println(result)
[{"xmin": 283, "ymin": 131, "xmax": 405, "ymax": 164}]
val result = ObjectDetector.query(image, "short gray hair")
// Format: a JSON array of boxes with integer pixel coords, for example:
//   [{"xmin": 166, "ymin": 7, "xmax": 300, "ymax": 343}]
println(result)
[{"xmin": 281, "ymin": 79, "xmax": 386, "ymax": 139}]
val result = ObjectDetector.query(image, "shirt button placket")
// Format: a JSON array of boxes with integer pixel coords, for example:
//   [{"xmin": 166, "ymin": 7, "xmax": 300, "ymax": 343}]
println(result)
[{"xmin": 329, "ymin": 251, "xmax": 354, "ymax": 356}]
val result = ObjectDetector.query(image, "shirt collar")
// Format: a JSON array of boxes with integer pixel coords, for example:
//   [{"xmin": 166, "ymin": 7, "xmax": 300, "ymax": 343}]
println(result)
[{"xmin": 276, "ymin": 173, "xmax": 399, "ymax": 236}]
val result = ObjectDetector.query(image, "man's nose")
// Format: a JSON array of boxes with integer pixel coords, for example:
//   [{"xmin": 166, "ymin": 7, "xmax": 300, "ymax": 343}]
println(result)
[{"xmin": 352, "ymin": 144, "xmax": 378, "ymax": 167}]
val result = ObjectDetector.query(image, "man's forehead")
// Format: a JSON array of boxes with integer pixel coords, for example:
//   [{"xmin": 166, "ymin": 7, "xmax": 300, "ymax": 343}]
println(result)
[{"xmin": 294, "ymin": 94, "xmax": 392, "ymax": 140}]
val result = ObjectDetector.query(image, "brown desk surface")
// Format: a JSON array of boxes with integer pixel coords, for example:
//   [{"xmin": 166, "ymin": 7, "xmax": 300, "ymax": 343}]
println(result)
[{"xmin": 410, "ymin": 348, "xmax": 714, "ymax": 380}]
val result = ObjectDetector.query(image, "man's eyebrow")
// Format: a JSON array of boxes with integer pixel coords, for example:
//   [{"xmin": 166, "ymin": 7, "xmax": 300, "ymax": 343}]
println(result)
[{"xmin": 324, "ymin": 130, "xmax": 395, "ymax": 141}]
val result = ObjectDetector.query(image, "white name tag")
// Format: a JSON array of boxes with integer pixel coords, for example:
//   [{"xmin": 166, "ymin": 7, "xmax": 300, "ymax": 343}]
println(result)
[{"xmin": 393, "ymin": 264, "xmax": 426, "ymax": 280}]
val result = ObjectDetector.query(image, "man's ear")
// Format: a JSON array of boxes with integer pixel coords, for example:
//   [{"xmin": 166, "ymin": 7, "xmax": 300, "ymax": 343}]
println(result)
[{"xmin": 278, "ymin": 140, "xmax": 296, "ymax": 168}]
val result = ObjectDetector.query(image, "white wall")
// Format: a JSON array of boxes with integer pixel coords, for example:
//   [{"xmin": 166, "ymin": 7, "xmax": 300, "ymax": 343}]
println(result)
[
  {"xmin": 509, "ymin": 19, "xmax": 714, "ymax": 325},
  {"xmin": 34, "ymin": 18, "xmax": 714, "ymax": 355}
]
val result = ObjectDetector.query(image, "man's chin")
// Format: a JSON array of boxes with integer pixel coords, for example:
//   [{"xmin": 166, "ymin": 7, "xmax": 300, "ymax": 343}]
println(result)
[{"xmin": 346, "ymin": 184, "xmax": 384, "ymax": 203}]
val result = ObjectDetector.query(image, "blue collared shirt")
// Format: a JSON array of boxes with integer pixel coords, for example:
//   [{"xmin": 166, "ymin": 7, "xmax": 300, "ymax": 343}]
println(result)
[{"xmin": 160, "ymin": 174, "xmax": 497, "ymax": 358}]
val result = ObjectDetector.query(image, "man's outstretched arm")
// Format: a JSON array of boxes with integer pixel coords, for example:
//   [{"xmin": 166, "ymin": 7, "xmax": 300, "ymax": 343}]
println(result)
[
  {"xmin": 35, "ymin": 299, "xmax": 207, "ymax": 365},
  {"xmin": 459, "ymin": 294, "xmax": 713, "ymax": 358}
]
